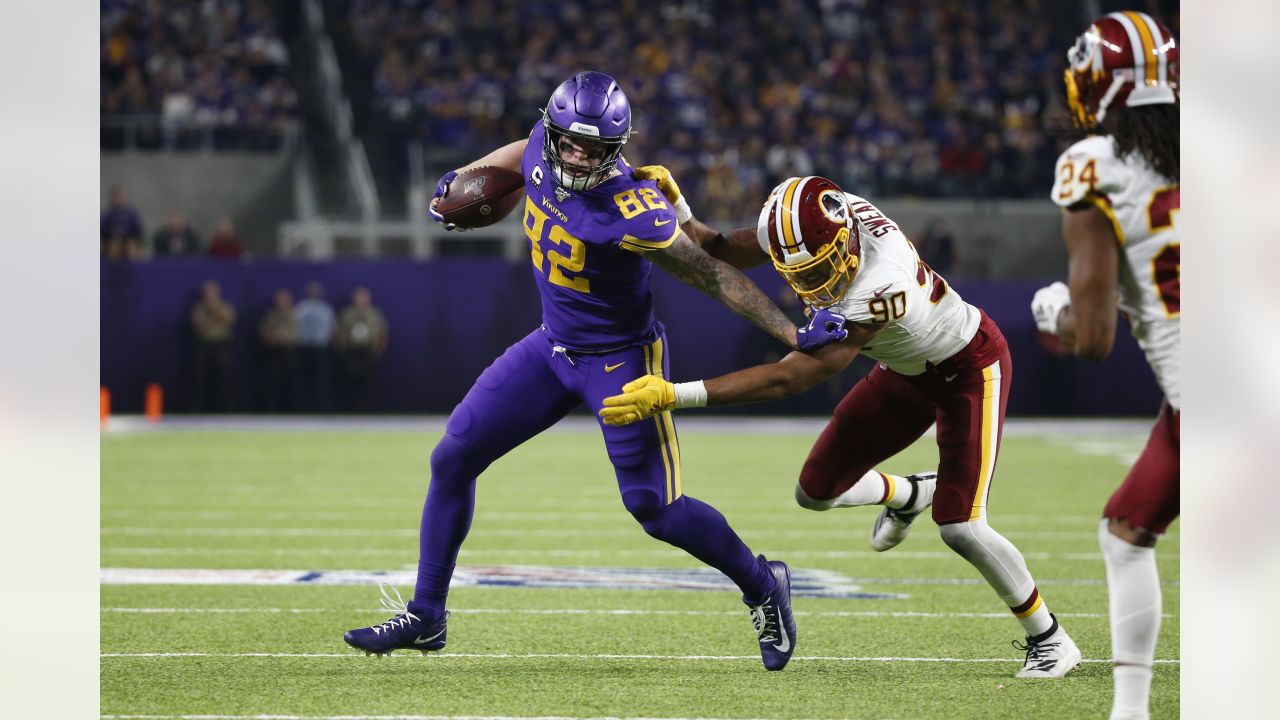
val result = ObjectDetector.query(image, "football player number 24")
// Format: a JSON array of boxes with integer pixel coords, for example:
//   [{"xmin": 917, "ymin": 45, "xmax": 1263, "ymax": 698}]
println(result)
[{"xmin": 524, "ymin": 197, "xmax": 590, "ymax": 293}]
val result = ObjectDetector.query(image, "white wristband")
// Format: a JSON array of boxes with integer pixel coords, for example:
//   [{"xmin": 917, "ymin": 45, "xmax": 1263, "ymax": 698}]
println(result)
[
  {"xmin": 673, "ymin": 195, "xmax": 693, "ymax": 225},
  {"xmin": 673, "ymin": 380, "xmax": 708, "ymax": 408}
]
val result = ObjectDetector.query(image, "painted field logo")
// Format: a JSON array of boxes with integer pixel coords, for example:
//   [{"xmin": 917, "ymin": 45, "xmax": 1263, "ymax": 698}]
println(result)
[{"xmin": 101, "ymin": 565, "xmax": 907, "ymax": 600}]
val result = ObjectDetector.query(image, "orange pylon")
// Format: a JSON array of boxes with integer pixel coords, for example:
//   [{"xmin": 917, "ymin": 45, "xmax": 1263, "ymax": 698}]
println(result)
[
  {"xmin": 100, "ymin": 387, "xmax": 110, "ymax": 426},
  {"xmin": 145, "ymin": 384, "xmax": 164, "ymax": 423}
]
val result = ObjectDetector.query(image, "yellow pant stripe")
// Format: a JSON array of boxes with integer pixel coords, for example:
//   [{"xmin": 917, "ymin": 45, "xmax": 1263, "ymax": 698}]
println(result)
[
  {"xmin": 968, "ymin": 363, "xmax": 1000, "ymax": 521},
  {"xmin": 1014, "ymin": 594, "xmax": 1044, "ymax": 619},
  {"xmin": 646, "ymin": 338, "xmax": 677, "ymax": 504}
]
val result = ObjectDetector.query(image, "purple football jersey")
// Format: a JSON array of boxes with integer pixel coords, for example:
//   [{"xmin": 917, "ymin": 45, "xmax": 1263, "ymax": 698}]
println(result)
[{"xmin": 520, "ymin": 122, "xmax": 680, "ymax": 350}]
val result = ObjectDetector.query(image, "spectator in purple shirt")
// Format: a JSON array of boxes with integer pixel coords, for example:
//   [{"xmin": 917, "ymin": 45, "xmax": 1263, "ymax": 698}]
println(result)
[{"xmin": 101, "ymin": 185, "xmax": 144, "ymax": 261}]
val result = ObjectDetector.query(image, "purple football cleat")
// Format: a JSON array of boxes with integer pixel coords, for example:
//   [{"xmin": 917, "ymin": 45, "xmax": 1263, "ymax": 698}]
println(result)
[
  {"xmin": 343, "ymin": 584, "xmax": 448, "ymax": 657},
  {"xmin": 745, "ymin": 556, "xmax": 797, "ymax": 671}
]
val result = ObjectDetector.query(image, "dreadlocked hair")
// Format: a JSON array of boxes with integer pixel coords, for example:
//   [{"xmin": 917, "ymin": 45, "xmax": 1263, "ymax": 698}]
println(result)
[{"xmin": 1103, "ymin": 104, "xmax": 1179, "ymax": 183}]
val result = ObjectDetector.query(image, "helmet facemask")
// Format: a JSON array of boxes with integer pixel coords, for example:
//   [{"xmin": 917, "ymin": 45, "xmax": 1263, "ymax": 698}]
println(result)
[
  {"xmin": 776, "ymin": 225, "xmax": 859, "ymax": 308},
  {"xmin": 764, "ymin": 185, "xmax": 860, "ymax": 308},
  {"xmin": 542, "ymin": 111, "xmax": 628, "ymax": 191}
]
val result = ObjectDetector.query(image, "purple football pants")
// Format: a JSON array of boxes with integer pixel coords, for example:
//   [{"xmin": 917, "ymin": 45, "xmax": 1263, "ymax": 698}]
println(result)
[{"xmin": 409, "ymin": 327, "xmax": 774, "ymax": 619}]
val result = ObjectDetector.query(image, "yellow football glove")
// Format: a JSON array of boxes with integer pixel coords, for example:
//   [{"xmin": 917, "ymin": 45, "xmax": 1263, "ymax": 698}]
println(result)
[
  {"xmin": 633, "ymin": 165, "xmax": 683, "ymax": 204},
  {"xmin": 599, "ymin": 374, "xmax": 676, "ymax": 426},
  {"xmin": 633, "ymin": 165, "xmax": 692, "ymax": 223}
]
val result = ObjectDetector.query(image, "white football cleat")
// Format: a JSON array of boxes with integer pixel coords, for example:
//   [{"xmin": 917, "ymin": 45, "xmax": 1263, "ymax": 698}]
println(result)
[
  {"xmin": 1014, "ymin": 618, "xmax": 1082, "ymax": 678},
  {"xmin": 869, "ymin": 472, "xmax": 936, "ymax": 552}
]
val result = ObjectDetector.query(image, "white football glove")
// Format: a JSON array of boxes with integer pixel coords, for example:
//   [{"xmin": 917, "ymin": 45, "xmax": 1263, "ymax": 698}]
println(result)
[{"xmin": 1031, "ymin": 282, "xmax": 1071, "ymax": 335}]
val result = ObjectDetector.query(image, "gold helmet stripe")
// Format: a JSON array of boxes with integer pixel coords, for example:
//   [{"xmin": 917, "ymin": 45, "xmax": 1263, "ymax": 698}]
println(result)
[
  {"xmin": 1109, "ymin": 12, "xmax": 1155, "ymax": 88},
  {"xmin": 1123, "ymin": 11, "xmax": 1160, "ymax": 86},
  {"xmin": 1135, "ymin": 11, "xmax": 1171, "ymax": 86},
  {"xmin": 777, "ymin": 177, "xmax": 804, "ymax": 254}
]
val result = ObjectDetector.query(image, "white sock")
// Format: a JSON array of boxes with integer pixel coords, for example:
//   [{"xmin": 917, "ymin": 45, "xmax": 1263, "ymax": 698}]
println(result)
[
  {"xmin": 939, "ymin": 519, "xmax": 1055, "ymax": 637},
  {"xmin": 1099, "ymin": 520, "xmax": 1161, "ymax": 718},
  {"xmin": 831, "ymin": 470, "xmax": 894, "ymax": 507},
  {"xmin": 1111, "ymin": 665, "xmax": 1153, "ymax": 720}
]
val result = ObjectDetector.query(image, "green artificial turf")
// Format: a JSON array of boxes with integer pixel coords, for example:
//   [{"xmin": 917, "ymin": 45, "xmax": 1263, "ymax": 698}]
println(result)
[{"xmin": 102, "ymin": 424, "xmax": 1177, "ymax": 719}]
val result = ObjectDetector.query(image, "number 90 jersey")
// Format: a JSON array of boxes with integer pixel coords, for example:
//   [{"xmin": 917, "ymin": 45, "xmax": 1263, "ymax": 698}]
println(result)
[
  {"xmin": 1051, "ymin": 135, "xmax": 1180, "ymax": 410},
  {"xmin": 826, "ymin": 193, "xmax": 981, "ymax": 375}
]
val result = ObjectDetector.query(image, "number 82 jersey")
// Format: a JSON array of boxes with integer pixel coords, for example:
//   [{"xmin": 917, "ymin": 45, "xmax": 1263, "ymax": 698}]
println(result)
[{"xmin": 1051, "ymin": 135, "xmax": 1180, "ymax": 409}]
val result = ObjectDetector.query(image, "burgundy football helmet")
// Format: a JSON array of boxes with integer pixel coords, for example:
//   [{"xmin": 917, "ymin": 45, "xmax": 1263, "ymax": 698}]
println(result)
[
  {"xmin": 756, "ymin": 176, "xmax": 860, "ymax": 307},
  {"xmin": 1065, "ymin": 11, "xmax": 1179, "ymax": 128}
]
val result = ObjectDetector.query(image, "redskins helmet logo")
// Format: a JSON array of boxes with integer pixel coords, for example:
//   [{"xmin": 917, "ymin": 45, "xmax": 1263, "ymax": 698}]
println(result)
[{"xmin": 756, "ymin": 177, "xmax": 861, "ymax": 308}]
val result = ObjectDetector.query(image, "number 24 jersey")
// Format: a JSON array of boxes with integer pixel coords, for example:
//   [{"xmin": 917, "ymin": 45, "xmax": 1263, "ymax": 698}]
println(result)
[{"xmin": 1051, "ymin": 135, "xmax": 1180, "ymax": 410}]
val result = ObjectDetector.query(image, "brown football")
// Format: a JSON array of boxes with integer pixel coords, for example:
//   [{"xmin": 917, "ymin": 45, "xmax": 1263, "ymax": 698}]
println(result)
[{"xmin": 434, "ymin": 166, "xmax": 525, "ymax": 228}]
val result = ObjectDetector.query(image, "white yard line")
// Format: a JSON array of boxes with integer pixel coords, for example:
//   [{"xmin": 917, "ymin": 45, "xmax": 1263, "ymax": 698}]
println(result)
[
  {"xmin": 103, "ymin": 607, "xmax": 1174, "ymax": 620},
  {"xmin": 100, "ymin": 650, "xmax": 1179, "ymax": 664},
  {"xmin": 100, "ymin": 546, "xmax": 1160, "ymax": 562},
  {"xmin": 99, "ymin": 526, "xmax": 1175, "ymax": 542}
]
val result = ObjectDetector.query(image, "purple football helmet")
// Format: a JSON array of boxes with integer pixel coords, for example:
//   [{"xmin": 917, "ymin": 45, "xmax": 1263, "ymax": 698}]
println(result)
[{"xmin": 542, "ymin": 71, "xmax": 632, "ymax": 191}]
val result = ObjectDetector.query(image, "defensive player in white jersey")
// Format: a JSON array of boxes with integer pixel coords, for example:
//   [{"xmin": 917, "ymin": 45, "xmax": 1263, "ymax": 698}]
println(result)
[
  {"xmin": 1030, "ymin": 11, "xmax": 1179, "ymax": 720},
  {"xmin": 602, "ymin": 170, "xmax": 1081, "ymax": 679}
]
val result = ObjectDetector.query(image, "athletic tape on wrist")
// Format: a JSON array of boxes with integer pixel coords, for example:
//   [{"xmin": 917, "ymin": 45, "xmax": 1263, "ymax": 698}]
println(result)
[
  {"xmin": 674, "ymin": 196, "xmax": 693, "ymax": 225},
  {"xmin": 673, "ymin": 380, "xmax": 707, "ymax": 408}
]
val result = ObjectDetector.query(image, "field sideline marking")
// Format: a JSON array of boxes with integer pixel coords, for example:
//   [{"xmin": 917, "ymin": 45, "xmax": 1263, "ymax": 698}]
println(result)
[
  {"xmin": 102, "ymin": 607, "xmax": 1174, "ymax": 619},
  {"xmin": 100, "ymin": 650, "xmax": 1179, "ymax": 664}
]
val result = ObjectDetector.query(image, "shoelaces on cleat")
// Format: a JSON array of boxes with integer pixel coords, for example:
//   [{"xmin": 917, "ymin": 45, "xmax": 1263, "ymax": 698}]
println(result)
[
  {"xmin": 1012, "ymin": 638, "xmax": 1061, "ymax": 663},
  {"xmin": 749, "ymin": 603, "xmax": 779, "ymax": 643},
  {"xmin": 370, "ymin": 582, "xmax": 420, "ymax": 635}
]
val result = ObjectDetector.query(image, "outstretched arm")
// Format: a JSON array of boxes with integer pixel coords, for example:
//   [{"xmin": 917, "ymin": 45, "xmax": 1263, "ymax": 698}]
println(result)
[
  {"xmin": 633, "ymin": 165, "xmax": 769, "ymax": 270},
  {"xmin": 599, "ymin": 323, "xmax": 880, "ymax": 426},
  {"xmin": 650, "ymin": 232, "xmax": 799, "ymax": 349},
  {"xmin": 684, "ymin": 220, "xmax": 769, "ymax": 270},
  {"xmin": 704, "ymin": 324, "xmax": 875, "ymax": 404}
]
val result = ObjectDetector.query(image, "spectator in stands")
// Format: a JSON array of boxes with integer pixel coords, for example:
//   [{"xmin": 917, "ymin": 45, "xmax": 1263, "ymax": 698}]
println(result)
[
  {"xmin": 335, "ymin": 286, "xmax": 389, "ymax": 412},
  {"xmin": 152, "ymin": 211, "xmax": 201, "ymax": 257},
  {"xmin": 295, "ymin": 281, "xmax": 337, "ymax": 412},
  {"xmin": 259, "ymin": 288, "xmax": 299, "ymax": 412},
  {"xmin": 207, "ymin": 217, "xmax": 245, "ymax": 260},
  {"xmin": 914, "ymin": 219, "xmax": 957, "ymax": 277},
  {"xmin": 190, "ymin": 280, "xmax": 237, "ymax": 413},
  {"xmin": 101, "ymin": 185, "xmax": 144, "ymax": 261}
]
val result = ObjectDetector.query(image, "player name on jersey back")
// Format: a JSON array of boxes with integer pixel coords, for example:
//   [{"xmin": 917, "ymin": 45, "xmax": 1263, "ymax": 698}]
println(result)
[{"xmin": 832, "ymin": 193, "xmax": 980, "ymax": 375}]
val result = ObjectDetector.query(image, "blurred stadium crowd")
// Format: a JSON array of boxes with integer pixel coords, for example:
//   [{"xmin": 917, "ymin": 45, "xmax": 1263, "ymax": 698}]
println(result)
[
  {"xmin": 344, "ymin": 0, "xmax": 1173, "ymax": 218},
  {"xmin": 100, "ymin": 0, "xmax": 1177, "ymax": 217},
  {"xmin": 100, "ymin": 0, "xmax": 299, "ymax": 150}
]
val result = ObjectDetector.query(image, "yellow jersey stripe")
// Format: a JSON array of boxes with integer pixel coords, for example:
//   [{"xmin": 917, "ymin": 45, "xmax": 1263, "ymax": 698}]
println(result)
[
  {"xmin": 620, "ymin": 224, "xmax": 681, "ymax": 253},
  {"xmin": 1083, "ymin": 193, "xmax": 1126, "ymax": 246}
]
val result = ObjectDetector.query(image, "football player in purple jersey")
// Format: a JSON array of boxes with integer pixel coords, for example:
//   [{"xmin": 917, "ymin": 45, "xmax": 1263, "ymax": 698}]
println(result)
[{"xmin": 343, "ymin": 71, "xmax": 847, "ymax": 670}]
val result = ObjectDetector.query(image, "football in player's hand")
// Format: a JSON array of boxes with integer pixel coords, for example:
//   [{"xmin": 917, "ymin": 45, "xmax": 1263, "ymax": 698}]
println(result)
[{"xmin": 433, "ymin": 166, "xmax": 525, "ymax": 228}]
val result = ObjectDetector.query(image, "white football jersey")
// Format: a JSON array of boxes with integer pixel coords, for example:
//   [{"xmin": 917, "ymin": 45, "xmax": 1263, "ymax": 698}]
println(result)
[
  {"xmin": 829, "ymin": 193, "xmax": 980, "ymax": 375},
  {"xmin": 1051, "ymin": 135, "xmax": 1180, "ymax": 410}
]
